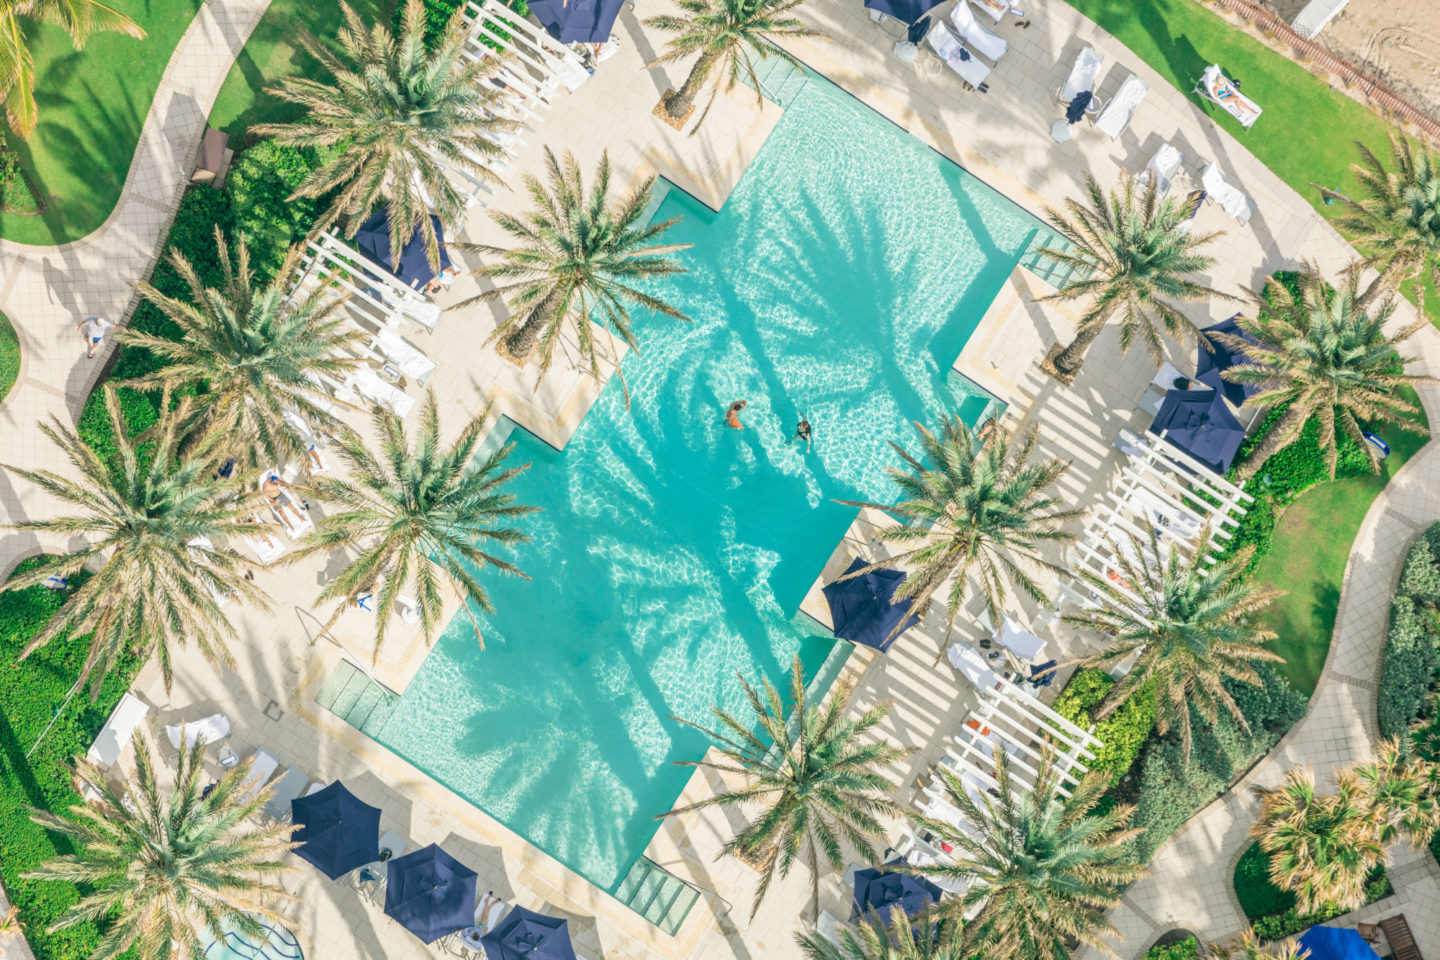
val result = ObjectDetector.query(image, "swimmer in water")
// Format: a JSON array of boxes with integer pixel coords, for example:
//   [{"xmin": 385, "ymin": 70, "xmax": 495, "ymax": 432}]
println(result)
[
  {"xmin": 725, "ymin": 400, "xmax": 747, "ymax": 430},
  {"xmin": 796, "ymin": 418, "xmax": 812, "ymax": 452}
]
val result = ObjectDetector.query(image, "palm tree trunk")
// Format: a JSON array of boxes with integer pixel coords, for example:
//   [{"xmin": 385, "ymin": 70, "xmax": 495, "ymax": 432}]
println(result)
[
  {"xmin": 502, "ymin": 289, "xmax": 564, "ymax": 361},
  {"xmin": 664, "ymin": 50, "xmax": 720, "ymax": 120},
  {"xmin": 1051, "ymin": 321, "xmax": 1106, "ymax": 378},
  {"xmin": 1234, "ymin": 405, "xmax": 1308, "ymax": 481}
]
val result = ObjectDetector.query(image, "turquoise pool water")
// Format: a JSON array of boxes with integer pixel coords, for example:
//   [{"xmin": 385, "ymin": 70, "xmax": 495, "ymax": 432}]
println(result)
[
  {"xmin": 204, "ymin": 919, "xmax": 302, "ymax": 960},
  {"xmin": 375, "ymin": 75, "xmax": 1042, "ymax": 891}
]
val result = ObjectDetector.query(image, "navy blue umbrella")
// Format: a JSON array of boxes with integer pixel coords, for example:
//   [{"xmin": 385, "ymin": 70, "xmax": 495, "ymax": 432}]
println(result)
[
  {"xmin": 481, "ymin": 905, "xmax": 578, "ymax": 960},
  {"xmin": 289, "ymin": 781, "xmax": 381, "ymax": 880},
  {"xmin": 823, "ymin": 558, "xmax": 921, "ymax": 654},
  {"xmin": 354, "ymin": 207, "xmax": 452, "ymax": 290},
  {"xmin": 528, "ymin": 0, "xmax": 625, "ymax": 43},
  {"xmin": 1196, "ymin": 315, "xmax": 1260, "ymax": 407},
  {"xmin": 1297, "ymin": 926, "xmax": 1380, "ymax": 960},
  {"xmin": 1148, "ymin": 388, "xmax": 1246, "ymax": 475},
  {"xmin": 864, "ymin": 0, "xmax": 944, "ymax": 25},
  {"xmin": 383, "ymin": 844, "xmax": 478, "ymax": 944},
  {"xmin": 852, "ymin": 860, "xmax": 942, "ymax": 925}
]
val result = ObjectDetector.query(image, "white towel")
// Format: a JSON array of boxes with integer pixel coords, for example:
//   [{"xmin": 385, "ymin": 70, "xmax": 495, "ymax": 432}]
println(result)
[
  {"xmin": 1061, "ymin": 45, "xmax": 1104, "ymax": 101},
  {"xmin": 1096, "ymin": 74, "xmax": 1147, "ymax": 138},
  {"xmin": 1201, "ymin": 163, "xmax": 1255, "ymax": 223}
]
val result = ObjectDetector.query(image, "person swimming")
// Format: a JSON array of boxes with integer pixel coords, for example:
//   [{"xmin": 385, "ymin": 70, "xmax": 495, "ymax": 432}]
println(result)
[
  {"xmin": 725, "ymin": 400, "xmax": 747, "ymax": 430},
  {"xmin": 796, "ymin": 418, "xmax": 812, "ymax": 452}
]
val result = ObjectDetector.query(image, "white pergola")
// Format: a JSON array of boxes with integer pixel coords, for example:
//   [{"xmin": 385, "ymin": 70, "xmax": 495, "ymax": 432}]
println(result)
[{"xmin": 460, "ymin": 0, "xmax": 592, "ymax": 101}]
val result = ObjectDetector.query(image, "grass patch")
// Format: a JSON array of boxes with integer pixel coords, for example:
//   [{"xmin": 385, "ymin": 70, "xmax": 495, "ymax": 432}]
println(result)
[
  {"xmin": 0, "ymin": 0, "xmax": 204, "ymax": 245},
  {"xmin": 1060, "ymin": 0, "xmax": 1440, "ymax": 328},
  {"xmin": 0, "ymin": 312, "xmax": 18, "ymax": 403}
]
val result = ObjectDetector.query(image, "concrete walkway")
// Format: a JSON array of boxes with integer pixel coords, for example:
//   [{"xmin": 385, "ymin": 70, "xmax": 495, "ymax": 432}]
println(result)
[{"xmin": 0, "ymin": 0, "xmax": 271, "ymax": 577}]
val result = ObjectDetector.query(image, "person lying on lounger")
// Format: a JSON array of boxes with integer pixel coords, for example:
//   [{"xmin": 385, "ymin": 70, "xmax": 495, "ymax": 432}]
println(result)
[{"xmin": 261, "ymin": 475, "xmax": 306, "ymax": 528}]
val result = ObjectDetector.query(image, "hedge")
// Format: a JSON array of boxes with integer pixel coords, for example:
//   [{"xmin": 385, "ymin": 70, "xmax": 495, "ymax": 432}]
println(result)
[
  {"xmin": 405, "ymin": 0, "xmax": 530, "ymax": 47},
  {"xmin": 0, "ymin": 558, "xmax": 141, "ymax": 960},
  {"xmin": 1377, "ymin": 523, "xmax": 1440, "ymax": 739},
  {"xmin": 1052, "ymin": 668, "xmax": 1156, "ymax": 788},
  {"xmin": 1234, "ymin": 842, "xmax": 1295, "ymax": 920},
  {"xmin": 1250, "ymin": 872, "xmax": 1392, "ymax": 941},
  {"xmin": 1144, "ymin": 937, "xmax": 1199, "ymax": 960}
]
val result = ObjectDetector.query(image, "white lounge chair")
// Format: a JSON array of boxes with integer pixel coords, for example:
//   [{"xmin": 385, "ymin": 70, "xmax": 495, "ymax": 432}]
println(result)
[
  {"xmin": 926, "ymin": 23, "xmax": 991, "ymax": 90},
  {"xmin": 260, "ymin": 469, "xmax": 314, "ymax": 538},
  {"xmin": 375, "ymin": 328, "xmax": 437, "ymax": 382},
  {"xmin": 165, "ymin": 712, "xmax": 231, "ymax": 750},
  {"xmin": 282, "ymin": 411, "xmax": 332, "ymax": 475},
  {"xmin": 1095, "ymin": 73, "xmax": 1146, "ymax": 139},
  {"xmin": 1059, "ymin": 45, "xmax": 1104, "ymax": 103},
  {"xmin": 816, "ymin": 911, "xmax": 846, "ymax": 948},
  {"xmin": 946, "ymin": 642, "xmax": 1002, "ymax": 690},
  {"xmin": 1200, "ymin": 163, "xmax": 1255, "ymax": 224},
  {"xmin": 263, "ymin": 766, "xmax": 312, "ymax": 820},
  {"xmin": 475, "ymin": 895, "xmax": 507, "ymax": 932},
  {"xmin": 1196, "ymin": 64, "xmax": 1262, "ymax": 128},
  {"xmin": 998, "ymin": 616, "xmax": 1047, "ymax": 664},
  {"xmin": 86, "ymin": 692, "xmax": 150, "ymax": 768},
  {"xmin": 344, "ymin": 368, "xmax": 416, "ymax": 419},
  {"xmin": 240, "ymin": 515, "xmax": 287, "ymax": 564},
  {"xmin": 239, "ymin": 748, "xmax": 281, "ymax": 801},
  {"xmin": 186, "ymin": 536, "xmax": 233, "ymax": 607},
  {"xmin": 969, "ymin": 0, "xmax": 1008, "ymax": 23},
  {"xmin": 949, "ymin": 1, "xmax": 1007, "ymax": 62},
  {"xmin": 1139, "ymin": 143, "xmax": 1184, "ymax": 195}
]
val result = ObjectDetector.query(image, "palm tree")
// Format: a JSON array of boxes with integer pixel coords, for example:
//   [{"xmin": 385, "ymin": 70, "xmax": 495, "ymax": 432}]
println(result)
[
  {"xmin": 116, "ymin": 231, "xmax": 364, "ymax": 471},
  {"xmin": 902, "ymin": 750, "xmax": 1146, "ymax": 959},
  {"xmin": 1038, "ymin": 173, "xmax": 1230, "ymax": 381},
  {"xmin": 1, "ymin": 390, "xmax": 270, "ymax": 696},
  {"xmin": 645, "ymin": 0, "xmax": 817, "ymax": 125},
  {"xmin": 254, "ymin": 0, "xmax": 513, "ymax": 268},
  {"xmin": 796, "ymin": 906, "xmax": 962, "ymax": 960},
  {"xmin": 0, "ymin": 0, "xmax": 144, "ymax": 138},
  {"xmin": 1320, "ymin": 135, "xmax": 1440, "ymax": 312},
  {"xmin": 835, "ymin": 417, "xmax": 1080, "ymax": 659},
  {"xmin": 1354, "ymin": 738, "xmax": 1440, "ymax": 847},
  {"xmin": 1064, "ymin": 525, "xmax": 1285, "ymax": 763},
  {"xmin": 1207, "ymin": 930, "xmax": 1307, "ymax": 960},
  {"xmin": 1220, "ymin": 264, "xmax": 1430, "ymax": 480},
  {"xmin": 1252, "ymin": 766, "xmax": 1387, "ymax": 915},
  {"xmin": 291, "ymin": 392, "xmax": 536, "ymax": 658},
  {"xmin": 25, "ymin": 736, "xmax": 295, "ymax": 960},
  {"xmin": 453, "ymin": 148, "xmax": 691, "ymax": 385},
  {"xmin": 659, "ymin": 657, "xmax": 910, "ymax": 920}
]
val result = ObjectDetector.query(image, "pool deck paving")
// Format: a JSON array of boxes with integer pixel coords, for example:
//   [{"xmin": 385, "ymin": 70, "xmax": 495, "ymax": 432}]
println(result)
[{"xmin": 5, "ymin": 0, "xmax": 1440, "ymax": 958}]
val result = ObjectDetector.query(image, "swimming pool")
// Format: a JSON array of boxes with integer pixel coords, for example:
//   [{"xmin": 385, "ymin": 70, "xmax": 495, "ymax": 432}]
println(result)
[
  {"xmin": 204, "ymin": 918, "xmax": 302, "ymax": 960},
  {"xmin": 375, "ymin": 73, "xmax": 1043, "ymax": 892}
]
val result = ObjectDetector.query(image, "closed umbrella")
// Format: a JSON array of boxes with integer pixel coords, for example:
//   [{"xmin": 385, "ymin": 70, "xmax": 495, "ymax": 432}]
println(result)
[
  {"xmin": 528, "ymin": 0, "xmax": 625, "ymax": 43},
  {"xmin": 384, "ymin": 844, "xmax": 478, "ymax": 944},
  {"xmin": 851, "ymin": 860, "xmax": 942, "ymax": 924},
  {"xmin": 482, "ymin": 905, "xmax": 579, "ymax": 960},
  {"xmin": 822, "ymin": 558, "xmax": 921, "ymax": 653},
  {"xmin": 864, "ymin": 0, "xmax": 944, "ymax": 25},
  {"xmin": 1148, "ymin": 388, "xmax": 1246, "ymax": 476},
  {"xmin": 1195, "ymin": 315, "xmax": 1260, "ymax": 407},
  {"xmin": 354, "ymin": 206, "xmax": 452, "ymax": 290},
  {"xmin": 289, "ymin": 781, "xmax": 381, "ymax": 880}
]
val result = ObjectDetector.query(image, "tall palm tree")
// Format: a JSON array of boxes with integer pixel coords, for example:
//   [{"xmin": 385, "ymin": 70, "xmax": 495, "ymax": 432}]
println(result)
[
  {"xmin": 453, "ymin": 148, "xmax": 691, "ymax": 386},
  {"xmin": 1320, "ymin": 135, "xmax": 1440, "ymax": 312},
  {"xmin": 0, "ymin": 0, "xmax": 144, "ymax": 138},
  {"xmin": 116, "ymin": 231, "xmax": 364, "ymax": 471},
  {"xmin": 645, "ymin": 0, "xmax": 817, "ymax": 125},
  {"xmin": 291, "ymin": 392, "xmax": 536, "ymax": 658},
  {"xmin": 659, "ymin": 657, "xmax": 910, "ymax": 920},
  {"xmin": 796, "ymin": 906, "xmax": 962, "ymax": 960},
  {"xmin": 1252, "ymin": 766, "xmax": 1387, "ymax": 915},
  {"xmin": 1038, "ymin": 173, "xmax": 1229, "ymax": 381},
  {"xmin": 836, "ymin": 417, "xmax": 1080, "ymax": 659},
  {"xmin": 1064, "ymin": 526, "xmax": 1284, "ymax": 763},
  {"xmin": 1354, "ymin": 738, "xmax": 1440, "ymax": 847},
  {"xmin": 255, "ymin": 0, "xmax": 513, "ymax": 269},
  {"xmin": 902, "ymin": 751, "xmax": 1146, "ymax": 959},
  {"xmin": 1220, "ymin": 264, "xmax": 1430, "ymax": 480},
  {"xmin": 25, "ymin": 736, "xmax": 295, "ymax": 960},
  {"xmin": 1207, "ymin": 930, "xmax": 1307, "ymax": 960},
  {"xmin": 1, "ymin": 390, "xmax": 270, "ymax": 696}
]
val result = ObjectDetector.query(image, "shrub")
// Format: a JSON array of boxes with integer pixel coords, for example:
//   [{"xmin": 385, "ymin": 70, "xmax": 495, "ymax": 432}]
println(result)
[
  {"xmin": 1378, "ymin": 523, "xmax": 1440, "ymax": 738},
  {"xmin": 224, "ymin": 140, "xmax": 323, "ymax": 277},
  {"xmin": 1399, "ymin": 538, "xmax": 1440, "ymax": 606},
  {"xmin": 1234, "ymin": 842, "xmax": 1294, "ymax": 919},
  {"xmin": 0, "ymin": 149, "xmax": 40, "ymax": 214},
  {"xmin": 1145, "ymin": 937, "xmax": 1200, "ymax": 960},
  {"xmin": 405, "ymin": 0, "xmax": 530, "ymax": 46},
  {"xmin": 1053, "ymin": 668, "xmax": 1157, "ymax": 788},
  {"xmin": 1249, "ymin": 873, "xmax": 1392, "ymax": 940}
]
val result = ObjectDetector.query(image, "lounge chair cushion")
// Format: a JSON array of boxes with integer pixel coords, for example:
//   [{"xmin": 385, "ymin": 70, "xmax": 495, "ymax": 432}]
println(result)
[{"xmin": 1095, "ymin": 73, "xmax": 1147, "ymax": 138}]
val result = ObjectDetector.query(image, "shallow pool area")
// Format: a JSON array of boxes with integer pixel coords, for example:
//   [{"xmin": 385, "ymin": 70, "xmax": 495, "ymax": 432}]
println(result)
[
  {"xmin": 204, "ymin": 918, "xmax": 302, "ymax": 960},
  {"xmin": 373, "ymin": 74, "xmax": 1043, "ymax": 892}
]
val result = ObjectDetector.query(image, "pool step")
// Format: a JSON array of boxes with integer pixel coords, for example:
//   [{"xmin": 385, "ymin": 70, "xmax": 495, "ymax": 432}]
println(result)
[
  {"xmin": 738, "ymin": 42, "xmax": 810, "ymax": 108},
  {"xmin": 1020, "ymin": 224, "xmax": 1093, "ymax": 291},
  {"xmin": 314, "ymin": 660, "xmax": 399, "ymax": 739},
  {"xmin": 614, "ymin": 857, "xmax": 702, "ymax": 936}
]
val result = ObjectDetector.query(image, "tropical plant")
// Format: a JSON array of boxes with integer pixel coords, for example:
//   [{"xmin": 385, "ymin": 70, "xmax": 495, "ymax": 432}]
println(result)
[
  {"xmin": 1252, "ymin": 766, "xmax": 1387, "ymax": 915},
  {"xmin": 0, "ymin": 0, "xmax": 144, "ymax": 138},
  {"xmin": 1037, "ymin": 173, "xmax": 1229, "ymax": 380},
  {"xmin": 1064, "ymin": 525, "xmax": 1284, "ymax": 763},
  {"xmin": 645, "ymin": 0, "xmax": 817, "ymax": 125},
  {"xmin": 255, "ymin": 0, "xmax": 513, "ymax": 268},
  {"xmin": 659, "ymin": 656, "xmax": 910, "ymax": 920},
  {"xmin": 796, "ymin": 906, "xmax": 962, "ymax": 960},
  {"xmin": 1, "ymin": 390, "xmax": 270, "ymax": 695},
  {"xmin": 0, "ymin": 903, "xmax": 23, "ymax": 940},
  {"xmin": 116, "ymin": 231, "xmax": 364, "ymax": 470},
  {"xmin": 1219, "ymin": 264, "xmax": 1430, "ymax": 480},
  {"xmin": 453, "ymin": 148, "xmax": 691, "ymax": 385},
  {"xmin": 25, "ymin": 735, "xmax": 295, "ymax": 960},
  {"xmin": 1206, "ymin": 930, "xmax": 1307, "ymax": 960},
  {"xmin": 1320, "ymin": 135, "xmax": 1440, "ymax": 312},
  {"xmin": 902, "ymin": 749, "xmax": 1146, "ymax": 959},
  {"xmin": 1354, "ymin": 738, "xmax": 1440, "ymax": 847},
  {"xmin": 292, "ymin": 391, "xmax": 535, "ymax": 657},
  {"xmin": 835, "ymin": 417, "xmax": 1080, "ymax": 658}
]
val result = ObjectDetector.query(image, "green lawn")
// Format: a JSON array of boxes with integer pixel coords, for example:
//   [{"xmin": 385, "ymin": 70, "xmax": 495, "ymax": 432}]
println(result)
[
  {"xmin": 1062, "ymin": 0, "xmax": 1440, "ymax": 327},
  {"xmin": 0, "ymin": 312, "xmax": 17, "ymax": 402},
  {"xmin": 0, "ymin": 0, "xmax": 204, "ymax": 245},
  {"xmin": 1250, "ymin": 399, "xmax": 1430, "ymax": 695},
  {"xmin": 209, "ymin": 0, "xmax": 394, "ymax": 140}
]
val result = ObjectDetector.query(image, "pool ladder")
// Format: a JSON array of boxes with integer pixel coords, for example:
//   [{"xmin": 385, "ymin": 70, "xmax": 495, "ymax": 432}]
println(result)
[
  {"xmin": 613, "ymin": 857, "xmax": 704, "ymax": 936},
  {"xmin": 1019, "ymin": 225, "xmax": 1093, "ymax": 290},
  {"xmin": 314, "ymin": 660, "xmax": 398, "ymax": 737}
]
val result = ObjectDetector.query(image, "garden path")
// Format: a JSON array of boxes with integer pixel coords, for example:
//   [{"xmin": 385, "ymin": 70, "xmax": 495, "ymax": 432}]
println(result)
[{"xmin": 0, "ymin": 0, "xmax": 272, "ymax": 578}]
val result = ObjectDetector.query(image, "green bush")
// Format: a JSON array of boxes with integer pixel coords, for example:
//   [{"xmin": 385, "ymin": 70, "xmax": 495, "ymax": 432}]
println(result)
[
  {"xmin": 0, "ymin": 149, "xmax": 41, "ymax": 214},
  {"xmin": 1053, "ymin": 669, "xmax": 1157, "ymax": 788},
  {"xmin": 1249, "ymin": 873, "xmax": 1392, "ymax": 941},
  {"xmin": 1378, "ymin": 523, "xmax": 1440, "ymax": 739},
  {"xmin": 1144, "ymin": 937, "xmax": 1200, "ymax": 960},
  {"xmin": 0, "ymin": 311, "xmax": 18, "ymax": 403},
  {"xmin": 1234, "ymin": 842, "xmax": 1294, "ymax": 919},
  {"xmin": 1399, "ymin": 538, "xmax": 1440, "ymax": 606},
  {"xmin": 401, "ymin": 0, "xmax": 530, "ymax": 48},
  {"xmin": 0, "ymin": 558, "xmax": 141, "ymax": 960},
  {"xmin": 224, "ymin": 140, "xmax": 323, "ymax": 277}
]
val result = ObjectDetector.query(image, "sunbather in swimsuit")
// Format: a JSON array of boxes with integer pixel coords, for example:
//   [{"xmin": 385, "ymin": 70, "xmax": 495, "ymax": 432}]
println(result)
[{"xmin": 262, "ymin": 476, "xmax": 305, "ymax": 528}]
